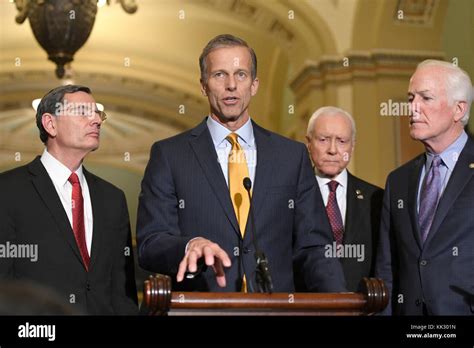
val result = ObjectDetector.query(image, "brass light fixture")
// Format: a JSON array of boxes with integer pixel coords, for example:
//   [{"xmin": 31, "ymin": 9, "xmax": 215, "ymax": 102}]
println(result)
[{"xmin": 13, "ymin": 0, "xmax": 138, "ymax": 79}]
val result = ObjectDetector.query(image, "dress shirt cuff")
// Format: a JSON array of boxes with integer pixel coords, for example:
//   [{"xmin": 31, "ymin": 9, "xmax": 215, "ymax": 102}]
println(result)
[{"xmin": 185, "ymin": 237, "xmax": 201, "ymax": 254}]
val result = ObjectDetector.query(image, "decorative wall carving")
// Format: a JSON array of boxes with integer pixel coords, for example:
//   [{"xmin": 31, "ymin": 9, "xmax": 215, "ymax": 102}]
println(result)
[{"xmin": 394, "ymin": 0, "xmax": 436, "ymax": 25}]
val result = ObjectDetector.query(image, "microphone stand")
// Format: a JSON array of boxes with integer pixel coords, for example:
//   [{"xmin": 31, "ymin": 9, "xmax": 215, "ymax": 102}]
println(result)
[{"xmin": 243, "ymin": 177, "xmax": 273, "ymax": 293}]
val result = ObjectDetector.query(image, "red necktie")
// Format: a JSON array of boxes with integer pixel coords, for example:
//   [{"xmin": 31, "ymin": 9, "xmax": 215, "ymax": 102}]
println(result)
[
  {"xmin": 326, "ymin": 180, "xmax": 344, "ymax": 245},
  {"xmin": 68, "ymin": 173, "xmax": 90, "ymax": 271}
]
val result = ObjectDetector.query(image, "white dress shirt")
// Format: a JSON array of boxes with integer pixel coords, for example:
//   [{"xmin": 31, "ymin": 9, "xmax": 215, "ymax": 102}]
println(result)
[
  {"xmin": 316, "ymin": 168, "xmax": 348, "ymax": 227},
  {"xmin": 206, "ymin": 115, "xmax": 257, "ymax": 185},
  {"xmin": 40, "ymin": 149, "xmax": 93, "ymax": 254}
]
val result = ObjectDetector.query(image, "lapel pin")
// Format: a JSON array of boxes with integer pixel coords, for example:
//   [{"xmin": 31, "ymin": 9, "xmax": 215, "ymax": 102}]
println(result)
[
  {"xmin": 356, "ymin": 189, "xmax": 364, "ymax": 199},
  {"xmin": 469, "ymin": 163, "xmax": 474, "ymax": 169}
]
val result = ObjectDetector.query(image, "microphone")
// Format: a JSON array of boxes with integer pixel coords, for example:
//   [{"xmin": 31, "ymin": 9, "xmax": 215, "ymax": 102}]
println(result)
[{"xmin": 243, "ymin": 177, "xmax": 273, "ymax": 293}]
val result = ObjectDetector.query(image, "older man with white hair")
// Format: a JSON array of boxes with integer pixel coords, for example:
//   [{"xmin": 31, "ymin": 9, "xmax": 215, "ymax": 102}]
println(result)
[
  {"xmin": 304, "ymin": 106, "xmax": 384, "ymax": 292},
  {"xmin": 376, "ymin": 59, "xmax": 474, "ymax": 315}
]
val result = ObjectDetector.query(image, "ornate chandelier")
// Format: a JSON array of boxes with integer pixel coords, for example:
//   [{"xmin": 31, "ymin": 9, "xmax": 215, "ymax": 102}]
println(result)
[{"xmin": 13, "ymin": 0, "xmax": 138, "ymax": 78}]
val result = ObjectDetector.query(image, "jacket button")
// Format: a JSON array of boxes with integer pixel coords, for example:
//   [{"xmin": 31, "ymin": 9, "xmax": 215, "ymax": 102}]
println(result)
[
  {"xmin": 243, "ymin": 248, "xmax": 250, "ymax": 254},
  {"xmin": 415, "ymin": 299, "xmax": 421, "ymax": 306},
  {"xmin": 420, "ymin": 260, "xmax": 427, "ymax": 266},
  {"xmin": 86, "ymin": 283, "xmax": 91, "ymax": 291}
]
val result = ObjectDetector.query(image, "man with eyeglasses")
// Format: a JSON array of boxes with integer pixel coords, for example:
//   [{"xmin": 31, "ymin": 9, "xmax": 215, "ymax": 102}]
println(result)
[{"xmin": 0, "ymin": 85, "xmax": 138, "ymax": 315}]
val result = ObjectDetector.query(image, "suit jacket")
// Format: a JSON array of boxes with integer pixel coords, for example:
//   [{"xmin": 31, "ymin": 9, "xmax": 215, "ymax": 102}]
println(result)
[
  {"xmin": 0, "ymin": 157, "xmax": 138, "ymax": 315},
  {"xmin": 137, "ymin": 118, "xmax": 347, "ymax": 292},
  {"xmin": 338, "ymin": 172, "xmax": 383, "ymax": 292},
  {"xmin": 376, "ymin": 136, "xmax": 474, "ymax": 315}
]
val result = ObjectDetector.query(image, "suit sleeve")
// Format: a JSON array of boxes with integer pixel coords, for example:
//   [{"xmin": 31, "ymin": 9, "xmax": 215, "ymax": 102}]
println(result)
[
  {"xmin": 369, "ymin": 187, "xmax": 385, "ymax": 276},
  {"xmin": 137, "ymin": 142, "xmax": 192, "ymax": 275},
  {"xmin": 112, "ymin": 191, "xmax": 138, "ymax": 315},
  {"xmin": 0, "ymin": 177, "xmax": 15, "ymax": 278},
  {"xmin": 375, "ymin": 176, "xmax": 396, "ymax": 315},
  {"xmin": 292, "ymin": 145, "xmax": 347, "ymax": 292}
]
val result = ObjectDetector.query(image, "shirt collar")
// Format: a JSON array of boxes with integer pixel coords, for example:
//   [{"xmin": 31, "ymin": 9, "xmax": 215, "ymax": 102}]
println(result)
[
  {"xmin": 316, "ymin": 168, "xmax": 348, "ymax": 189},
  {"xmin": 206, "ymin": 116, "xmax": 254, "ymax": 147},
  {"xmin": 40, "ymin": 149, "xmax": 85, "ymax": 187},
  {"xmin": 425, "ymin": 130, "xmax": 468, "ymax": 171}
]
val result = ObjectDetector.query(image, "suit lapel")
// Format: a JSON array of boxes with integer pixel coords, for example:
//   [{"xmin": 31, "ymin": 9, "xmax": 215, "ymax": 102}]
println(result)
[
  {"xmin": 426, "ymin": 138, "xmax": 474, "ymax": 245},
  {"xmin": 407, "ymin": 155, "xmax": 425, "ymax": 250},
  {"xmin": 28, "ymin": 157, "xmax": 84, "ymax": 266},
  {"xmin": 84, "ymin": 168, "xmax": 102, "ymax": 270},
  {"xmin": 189, "ymin": 120, "xmax": 241, "ymax": 237},
  {"xmin": 344, "ymin": 173, "xmax": 359, "ymax": 245},
  {"xmin": 250, "ymin": 122, "xmax": 274, "ymax": 219}
]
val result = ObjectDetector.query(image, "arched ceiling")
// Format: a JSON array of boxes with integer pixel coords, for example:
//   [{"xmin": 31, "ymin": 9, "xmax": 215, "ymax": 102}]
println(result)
[
  {"xmin": 0, "ymin": 0, "xmax": 339, "ymax": 72},
  {"xmin": 0, "ymin": 0, "xmax": 338, "ymax": 99},
  {"xmin": 0, "ymin": 0, "xmax": 345, "ymax": 171},
  {"xmin": 1, "ymin": 0, "xmax": 471, "ymax": 171}
]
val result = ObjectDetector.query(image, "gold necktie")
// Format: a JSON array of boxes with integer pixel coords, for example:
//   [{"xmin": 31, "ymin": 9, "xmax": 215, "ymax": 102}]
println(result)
[{"xmin": 226, "ymin": 132, "xmax": 250, "ymax": 292}]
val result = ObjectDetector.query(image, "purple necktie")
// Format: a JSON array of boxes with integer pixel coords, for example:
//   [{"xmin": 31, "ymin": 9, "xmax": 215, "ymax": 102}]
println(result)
[
  {"xmin": 326, "ymin": 180, "xmax": 344, "ymax": 245},
  {"xmin": 419, "ymin": 156, "xmax": 442, "ymax": 243}
]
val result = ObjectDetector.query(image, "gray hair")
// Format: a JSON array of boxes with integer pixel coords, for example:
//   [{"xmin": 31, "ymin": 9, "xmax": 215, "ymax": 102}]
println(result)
[
  {"xmin": 306, "ymin": 106, "xmax": 356, "ymax": 141},
  {"xmin": 36, "ymin": 85, "xmax": 92, "ymax": 144},
  {"xmin": 415, "ymin": 59, "xmax": 473, "ymax": 125}
]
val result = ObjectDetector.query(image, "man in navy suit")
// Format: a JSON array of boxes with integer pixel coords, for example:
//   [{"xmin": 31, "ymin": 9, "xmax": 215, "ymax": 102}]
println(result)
[
  {"xmin": 137, "ymin": 34, "xmax": 346, "ymax": 293},
  {"xmin": 375, "ymin": 60, "xmax": 474, "ymax": 315},
  {"xmin": 305, "ymin": 106, "xmax": 383, "ymax": 292}
]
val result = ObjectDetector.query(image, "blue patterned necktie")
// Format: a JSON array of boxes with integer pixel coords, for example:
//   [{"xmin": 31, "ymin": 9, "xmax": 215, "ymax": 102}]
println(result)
[
  {"xmin": 326, "ymin": 180, "xmax": 344, "ymax": 245},
  {"xmin": 419, "ymin": 155, "xmax": 443, "ymax": 243}
]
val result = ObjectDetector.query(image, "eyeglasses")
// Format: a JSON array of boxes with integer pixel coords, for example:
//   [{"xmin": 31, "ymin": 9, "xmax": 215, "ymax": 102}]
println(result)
[
  {"xmin": 96, "ymin": 110, "xmax": 107, "ymax": 122},
  {"xmin": 57, "ymin": 108, "xmax": 107, "ymax": 122}
]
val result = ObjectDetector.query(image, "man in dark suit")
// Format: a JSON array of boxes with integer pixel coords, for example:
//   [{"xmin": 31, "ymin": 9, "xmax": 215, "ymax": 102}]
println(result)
[
  {"xmin": 0, "ymin": 85, "xmax": 138, "ymax": 315},
  {"xmin": 305, "ymin": 106, "xmax": 383, "ymax": 292},
  {"xmin": 137, "ymin": 34, "xmax": 346, "ymax": 293},
  {"xmin": 376, "ymin": 59, "xmax": 474, "ymax": 315}
]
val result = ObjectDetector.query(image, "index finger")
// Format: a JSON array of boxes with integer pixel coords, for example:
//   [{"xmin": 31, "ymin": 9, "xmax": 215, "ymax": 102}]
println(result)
[
  {"xmin": 176, "ymin": 256, "xmax": 188, "ymax": 282},
  {"xmin": 213, "ymin": 246, "xmax": 231, "ymax": 268}
]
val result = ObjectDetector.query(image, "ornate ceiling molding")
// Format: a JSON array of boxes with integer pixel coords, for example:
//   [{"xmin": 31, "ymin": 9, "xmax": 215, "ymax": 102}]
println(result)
[
  {"xmin": 192, "ymin": 0, "xmax": 295, "ymax": 47},
  {"xmin": 0, "ymin": 69, "xmax": 208, "ymax": 172},
  {"xmin": 0, "ymin": 69, "xmax": 208, "ymax": 130},
  {"xmin": 289, "ymin": 49, "xmax": 445, "ymax": 101}
]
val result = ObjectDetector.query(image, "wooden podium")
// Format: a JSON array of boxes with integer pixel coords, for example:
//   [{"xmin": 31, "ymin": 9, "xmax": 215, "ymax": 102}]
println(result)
[{"xmin": 141, "ymin": 274, "xmax": 388, "ymax": 316}]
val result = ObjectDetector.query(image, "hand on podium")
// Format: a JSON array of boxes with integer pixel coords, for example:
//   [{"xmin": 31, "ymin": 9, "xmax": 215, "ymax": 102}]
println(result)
[{"xmin": 176, "ymin": 237, "xmax": 232, "ymax": 287}]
